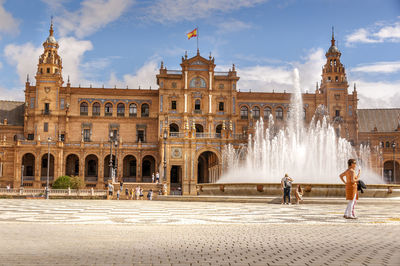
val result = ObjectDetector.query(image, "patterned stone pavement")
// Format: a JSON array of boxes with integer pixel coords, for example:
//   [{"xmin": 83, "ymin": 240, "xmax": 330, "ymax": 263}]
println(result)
[{"xmin": 0, "ymin": 199, "xmax": 399, "ymax": 265}]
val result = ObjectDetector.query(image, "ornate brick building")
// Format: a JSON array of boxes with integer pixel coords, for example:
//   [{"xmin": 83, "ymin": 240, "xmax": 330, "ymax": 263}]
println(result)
[{"xmin": 0, "ymin": 24, "xmax": 399, "ymax": 193}]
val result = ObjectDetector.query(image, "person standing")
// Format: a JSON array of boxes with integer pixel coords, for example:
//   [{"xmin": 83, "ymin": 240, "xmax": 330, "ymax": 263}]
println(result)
[
  {"xmin": 340, "ymin": 159, "xmax": 360, "ymax": 219},
  {"xmin": 147, "ymin": 189, "xmax": 153, "ymax": 200},
  {"xmin": 155, "ymin": 172, "xmax": 160, "ymax": 184},
  {"xmin": 295, "ymin": 184, "xmax": 303, "ymax": 204},
  {"xmin": 108, "ymin": 182, "xmax": 114, "ymax": 199},
  {"xmin": 281, "ymin": 174, "xmax": 293, "ymax": 204},
  {"xmin": 119, "ymin": 181, "xmax": 123, "ymax": 192},
  {"xmin": 116, "ymin": 189, "xmax": 120, "ymax": 200},
  {"xmin": 135, "ymin": 186, "xmax": 140, "ymax": 200},
  {"xmin": 152, "ymin": 173, "xmax": 155, "ymax": 183}
]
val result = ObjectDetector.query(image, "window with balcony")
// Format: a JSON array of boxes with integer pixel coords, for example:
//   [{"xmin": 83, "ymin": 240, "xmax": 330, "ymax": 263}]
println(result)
[
  {"xmin": 92, "ymin": 103, "xmax": 100, "ymax": 116},
  {"xmin": 117, "ymin": 103, "xmax": 125, "ymax": 117},
  {"xmin": 60, "ymin": 98, "xmax": 65, "ymax": 110},
  {"xmin": 83, "ymin": 129, "xmax": 91, "ymax": 142},
  {"xmin": 137, "ymin": 130, "xmax": 145, "ymax": 142},
  {"xmin": 27, "ymin": 134, "xmax": 34, "ymax": 140},
  {"xmin": 44, "ymin": 103, "xmax": 50, "ymax": 115},
  {"xmin": 171, "ymin": 101, "xmax": 177, "ymax": 110},
  {"xmin": 44, "ymin": 122, "xmax": 48, "ymax": 132},
  {"xmin": 219, "ymin": 102, "xmax": 224, "ymax": 111},
  {"xmin": 252, "ymin": 106, "xmax": 260, "ymax": 119},
  {"xmin": 240, "ymin": 106, "xmax": 248, "ymax": 119},
  {"xmin": 105, "ymin": 103, "xmax": 113, "ymax": 116},
  {"xmin": 264, "ymin": 107, "xmax": 271, "ymax": 120},
  {"xmin": 335, "ymin": 110, "xmax": 340, "ymax": 117},
  {"xmin": 275, "ymin": 107, "xmax": 283, "ymax": 120},
  {"xmin": 194, "ymin": 99, "xmax": 201, "ymax": 113},
  {"xmin": 141, "ymin": 103, "xmax": 149, "ymax": 117},
  {"xmin": 129, "ymin": 103, "xmax": 137, "ymax": 117},
  {"xmin": 80, "ymin": 102, "xmax": 88, "ymax": 116}
]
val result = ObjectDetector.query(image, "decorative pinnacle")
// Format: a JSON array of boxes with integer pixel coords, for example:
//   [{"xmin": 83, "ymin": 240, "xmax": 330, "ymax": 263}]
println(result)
[
  {"xmin": 26, "ymin": 74, "xmax": 30, "ymax": 83},
  {"xmin": 331, "ymin": 26, "xmax": 335, "ymax": 46},
  {"xmin": 50, "ymin": 16, "xmax": 54, "ymax": 36}
]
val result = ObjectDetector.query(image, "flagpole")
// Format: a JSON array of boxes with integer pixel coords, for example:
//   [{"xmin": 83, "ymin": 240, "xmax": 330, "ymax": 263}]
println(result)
[{"xmin": 197, "ymin": 26, "xmax": 199, "ymax": 52}]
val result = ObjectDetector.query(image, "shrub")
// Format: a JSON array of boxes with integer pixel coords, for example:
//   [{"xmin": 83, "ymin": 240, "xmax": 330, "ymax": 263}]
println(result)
[
  {"xmin": 70, "ymin": 176, "xmax": 85, "ymax": 190},
  {"xmin": 52, "ymin": 176, "xmax": 71, "ymax": 189}
]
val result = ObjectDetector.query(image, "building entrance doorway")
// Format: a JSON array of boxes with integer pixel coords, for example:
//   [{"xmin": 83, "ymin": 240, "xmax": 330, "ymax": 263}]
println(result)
[
  {"xmin": 198, "ymin": 151, "xmax": 219, "ymax": 183},
  {"xmin": 170, "ymin": 165, "xmax": 182, "ymax": 195}
]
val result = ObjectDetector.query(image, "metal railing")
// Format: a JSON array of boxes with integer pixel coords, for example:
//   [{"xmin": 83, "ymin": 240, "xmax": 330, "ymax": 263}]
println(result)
[
  {"xmin": 169, "ymin": 132, "xmax": 185, "ymax": 138},
  {"xmin": 166, "ymin": 70, "xmax": 182, "ymax": 75}
]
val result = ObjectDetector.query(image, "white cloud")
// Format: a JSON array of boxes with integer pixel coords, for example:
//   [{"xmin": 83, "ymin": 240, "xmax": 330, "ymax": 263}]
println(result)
[
  {"xmin": 231, "ymin": 48, "xmax": 325, "ymax": 93},
  {"xmin": 108, "ymin": 59, "xmax": 158, "ymax": 89},
  {"xmin": 51, "ymin": 0, "xmax": 133, "ymax": 38},
  {"xmin": 354, "ymin": 79, "xmax": 400, "ymax": 108},
  {"xmin": 4, "ymin": 42, "xmax": 42, "ymax": 84},
  {"xmin": 145, "ymin": 0, "xmax": 267, "ymax": 23},
  {"xmin": 0, "ymin": 0, "xmax": 20, "ymax": 36},
  {"xmin": 346, "ymin": 20, "xmax": 400, "ymax": 45},
  {"xmin": 58, "ymin": 37, "xmax": 93, "ymax": 84},
  {"xmin": 351, "ymin": 61, "xmax": 400, "ymax": 74},
  {"xmin": 0, "ymin": 86, "xmax": 24, "ymax": 101},
  {"xmin": 216, "ymin": 19, "xmax": 252, "ymax": 33}
]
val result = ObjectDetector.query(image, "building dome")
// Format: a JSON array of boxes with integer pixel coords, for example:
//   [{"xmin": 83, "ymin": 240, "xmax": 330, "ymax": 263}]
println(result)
[
  {"xmin": 46, "ymin": 35, "xmax": 57, "ymax": 44},
  {"xmin": 328, "ymin": 45, "xmax": 339, "ymax": 53}
]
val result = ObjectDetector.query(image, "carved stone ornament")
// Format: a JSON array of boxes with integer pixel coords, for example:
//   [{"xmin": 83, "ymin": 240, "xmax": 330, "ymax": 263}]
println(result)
[{"xmin": 44, "ymin": 87, "xmax": 51, "ymax": 93}]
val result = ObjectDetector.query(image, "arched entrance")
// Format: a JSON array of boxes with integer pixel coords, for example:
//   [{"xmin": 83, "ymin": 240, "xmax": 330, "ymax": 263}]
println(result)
[
  {"xmin": 66, "ymin": 154, "xmax": 79, "ymax": 176},
  {"xmin": 104, "ymin": 155, "xmax": 116, "ymax": 181},
  {"xmin": 142, "ymin": 155, "xmax": 155, "ymax": 182},
  {"xmin": 22, "ymin": 153, "xmax": 35, "ymax": 181},
  {"xmin": 384, "ymin": 160, "xmax": 400, "ymax": 184},
  {"xmin": 198, "ymin": 151, "xmax": 219, "ymax": 183},
  {"xmin": 123, "ymin": 155, "xmax": 137, "ymax": 182},
  {"xmin": 85, "ymin": 154, "xmax": 98, "ymax": 182},
  {"xmin": 40, "ymin": 154, "xmax": 55, "ymax": 182},
  {"xmin": 170, "ymin": 165, "xmax": 182, "ymax": 195}
]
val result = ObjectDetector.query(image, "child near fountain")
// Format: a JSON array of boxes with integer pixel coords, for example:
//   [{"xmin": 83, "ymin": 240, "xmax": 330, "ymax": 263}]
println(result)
[{"xmin": 295, "ymin": 185, "xmax": 303, "ymax": 204}]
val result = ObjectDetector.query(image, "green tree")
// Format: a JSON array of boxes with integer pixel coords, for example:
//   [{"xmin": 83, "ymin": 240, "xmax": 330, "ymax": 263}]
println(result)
[
  {"xmin": 52, "ymin": 175, "xmax": 72, "ymax": 189},
  {"xmin": 70, "ymin": 176, "xmax": 85, "ymax": 190}
]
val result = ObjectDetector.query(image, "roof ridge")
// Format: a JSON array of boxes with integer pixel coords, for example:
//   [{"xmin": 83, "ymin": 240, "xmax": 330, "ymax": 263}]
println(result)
[{"xmin": 0, "ymin": 100, "xmax": 24, "ymax": 103}]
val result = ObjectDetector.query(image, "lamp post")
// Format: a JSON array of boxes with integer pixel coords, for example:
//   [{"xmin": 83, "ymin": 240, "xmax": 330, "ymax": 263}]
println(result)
[
  {"xmin": 20, "ymin": 165, "xmax": 24, "ymax": 188},
  {"xmin": 46, "ymin": 137, "xmax": 51, "ymax": 200},
  {"xmin": 109, "ymin": 131, "xmax": 114, "ymax": 182},
  {"xmin": 114, "ymin": 136, "xmax": 119, "ymax": 182},
  {"xmin": 392, "ymin": 141, "xmax": 396, "ymax": 184},
  {"xmin": 163, "ymin": 129, "xmax": 167, "ymax": 182}
]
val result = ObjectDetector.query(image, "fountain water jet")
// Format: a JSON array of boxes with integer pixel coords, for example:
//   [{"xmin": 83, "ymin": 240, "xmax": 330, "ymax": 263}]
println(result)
[{"xmin": 219, "ymin": 69, "xmax": 383, "ymax": 184}]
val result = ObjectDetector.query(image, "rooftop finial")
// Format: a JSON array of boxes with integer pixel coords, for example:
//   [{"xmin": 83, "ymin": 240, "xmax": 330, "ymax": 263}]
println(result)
[
  {"xmin": 50, "ymin": 16, "xmax": 54, "ymax": 36},
  {"xmin": 67, "ymin": 75, "xmax": 70, "ymax": 83},
  {"xmin": 331, "ymin": 26, "xmax": 335, "ymax": 46},
  {"xmin": 197, "ymin": 48, "xmax": 199, "ymax": 55},
  {"xmin": 26, "ymin": 74, "xmax": 30, "ymax": 83}
]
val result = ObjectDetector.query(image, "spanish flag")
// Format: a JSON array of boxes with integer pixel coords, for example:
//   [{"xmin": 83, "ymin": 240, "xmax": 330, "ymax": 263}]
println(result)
[{"xmin": 187, "ymin": 28, "xmax": 197, "ymax": 40}]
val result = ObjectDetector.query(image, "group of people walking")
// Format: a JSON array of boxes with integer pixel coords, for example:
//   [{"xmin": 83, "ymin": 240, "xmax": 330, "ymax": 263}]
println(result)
[
  {"xmin": 108, "ymin": 182, "xmax": 158, "ymax": 200},
  {"xmin": 282, "ymin": 158, "xmax": 362, "ymax": 219}
]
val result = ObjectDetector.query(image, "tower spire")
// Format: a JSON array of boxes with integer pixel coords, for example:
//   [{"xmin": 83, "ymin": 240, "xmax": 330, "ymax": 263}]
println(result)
[
  {"xmin": 50, "ymin": 16, "xmax": 54, "ymax": 37},
  {"xmin": 331, "ymin": 26, "xmax": 335, "ymax": 46}
]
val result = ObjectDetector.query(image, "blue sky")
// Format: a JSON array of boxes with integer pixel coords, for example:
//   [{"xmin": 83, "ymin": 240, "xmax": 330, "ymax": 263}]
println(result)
[{"xmin": 0, "ymin": 0, "xmax": 399, "ymax": 108}]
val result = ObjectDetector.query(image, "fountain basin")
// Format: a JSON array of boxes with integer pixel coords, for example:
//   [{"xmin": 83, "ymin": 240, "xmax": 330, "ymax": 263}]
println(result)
[{"xmin": 197, "ymin": 183, "xmax": 400, "ymax": 198}]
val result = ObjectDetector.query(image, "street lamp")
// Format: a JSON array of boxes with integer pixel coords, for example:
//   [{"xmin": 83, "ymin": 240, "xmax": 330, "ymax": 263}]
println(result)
[
  {"xmin": 109, "ymin": 131, "xmax": 114, "ymax": 182},
  {"xmin": 114, "ymin": 137, "xmax": 119, "ymax": 182},
  {"xmin": 163, "ymin": 129, "xmax": 167, "ymax": 182},
  {"xmin": 392, "ymin": 141, "xmax": 396, "ymax": 184},
  {"xmin": 20, "ymin": 165, "xmax": 24, "ymax": 188},
  {"xmin": 46, "ymin": 137, "xmax": 51, "ymax": 200}
]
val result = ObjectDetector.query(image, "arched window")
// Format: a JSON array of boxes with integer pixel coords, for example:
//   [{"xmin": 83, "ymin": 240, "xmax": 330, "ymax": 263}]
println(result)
[
  {"xmin": 105, "ymin": 103, "xmax": 113, "ymax": 116},
  {"xmin": 252, "ymin": 106, "xmax": 260, "ymax": 119},
  {"xmin": 141, "ymin": 103, "xmax": 149, "ymax": 117},
  {"xmin": 216, "ymin": 124, "xmax": 222, "ymax": 138},
  {"xmin": 195, "ymin": 99, "xmax": 201, "ymax": 111},
  {"xmin": 264, "ymin": 107, "xmax": 272, "ymax": 120},
  {"xmin": 275, "ymin": 107, "xmax": 283, "ymax": 120},
  {"xmin": 189, "ymin": 77, "xmax": 206, "ymax": 88},
  {"xmin": 335, "ymin": 76, "xmax": 339, "ymax": 82},
  {"xmin": 240, "ymin": 106, "xmax": 248, "ymax": 120},
  {"xmin": 80, "ymin": 102, "xmax": 88, "ymax": 116},
  {"xmin": 129, "ymin": 103, "xmax": 137, "ymax": 117},
  {"xmin": 92, "ymin": 103, "xmax": 100, "ymax": 116},
  {"xmin": 334, "ymin": 59, "xmax": 337, "ymax": 66},
  {"xmin": 169, "ymin": 123, "xmax": 179, "ymax": 137},
  {"xmin": 117, "ymin": 103, "xmax": 125, "ymax": 117}
]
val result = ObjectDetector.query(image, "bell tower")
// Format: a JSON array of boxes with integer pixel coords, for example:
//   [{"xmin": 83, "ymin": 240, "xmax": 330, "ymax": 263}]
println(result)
[
  {"xmin": 34, "ymin": 19, "xmax": 63, "ymax": 140},
  {"xmin": 319, "ymin": 28, "xmax": 349, "ymax": 120}
]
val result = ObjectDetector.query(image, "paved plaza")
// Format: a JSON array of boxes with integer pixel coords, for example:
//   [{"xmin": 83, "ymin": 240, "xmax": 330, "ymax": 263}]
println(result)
[{"xmin": 0, "ymin": 199, "xmax": 399, "ymax": 265}]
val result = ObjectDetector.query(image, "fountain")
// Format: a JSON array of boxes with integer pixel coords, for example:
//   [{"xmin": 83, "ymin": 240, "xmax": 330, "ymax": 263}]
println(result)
[{"xmin": 197, "ymin": 69, "xmax": 399, "ymax": 198}]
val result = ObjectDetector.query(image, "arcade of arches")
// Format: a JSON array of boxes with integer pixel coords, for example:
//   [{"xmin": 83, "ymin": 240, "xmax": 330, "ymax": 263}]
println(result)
[{"xmin": 384, "ymin": 161, "xmax": 400, "ymax": 184}]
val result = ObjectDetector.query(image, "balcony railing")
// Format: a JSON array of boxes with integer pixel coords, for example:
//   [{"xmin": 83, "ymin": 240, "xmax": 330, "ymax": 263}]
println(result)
[
  {"xmin": 169, "ymin": 132, "xmax": 185, "ymax": 138},
  {"xmin": 193, "ymin": 110, "xmax": 202, "ymax": 114},
  {"xmin": 105, "ymin": 112, "xmax": 112, "ymax": 117},
  {"xmin": 42, "ymin": 110, "xmax": 51, "ymax": 115}
]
